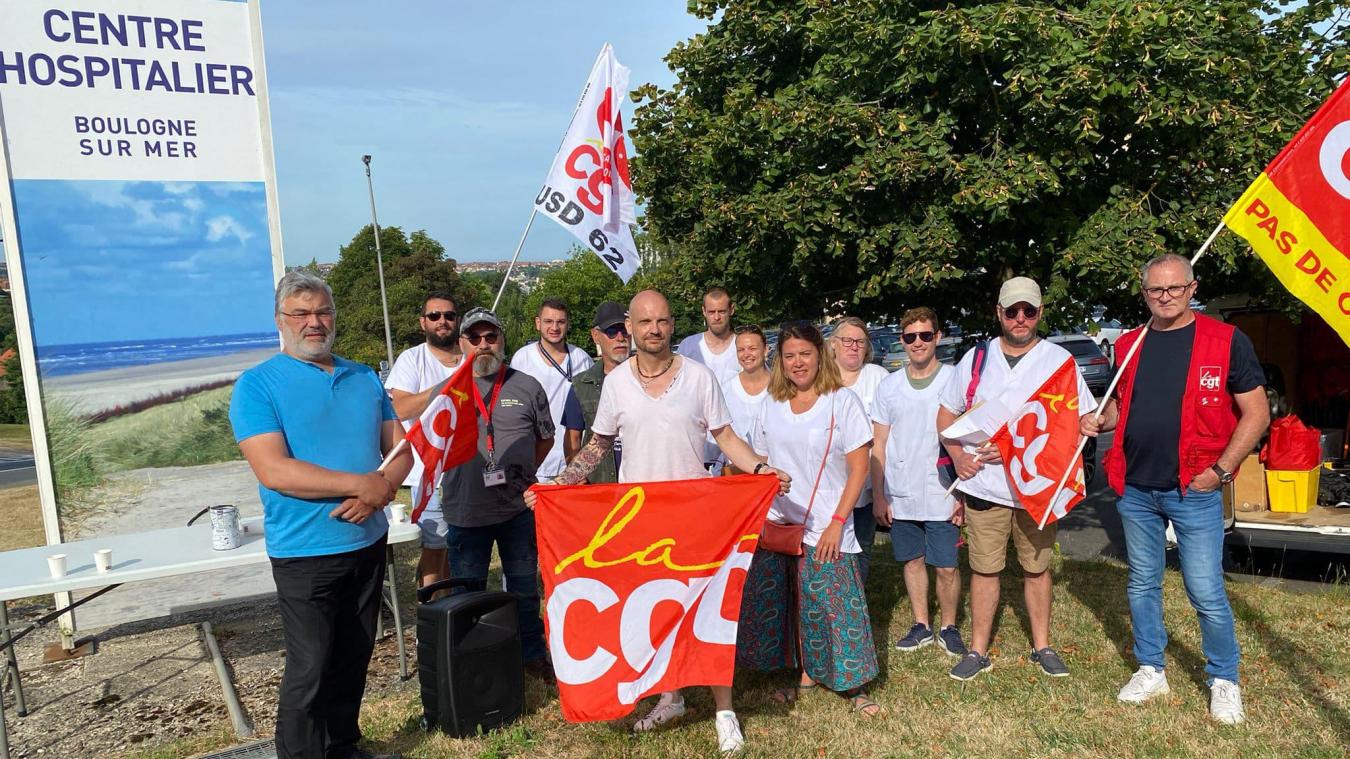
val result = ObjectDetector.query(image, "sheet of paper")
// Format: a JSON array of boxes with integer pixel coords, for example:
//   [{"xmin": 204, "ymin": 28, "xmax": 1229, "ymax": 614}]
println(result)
[{"xmin": 940, "ymin": 398, "xmax": 1012, "ymax": 447}]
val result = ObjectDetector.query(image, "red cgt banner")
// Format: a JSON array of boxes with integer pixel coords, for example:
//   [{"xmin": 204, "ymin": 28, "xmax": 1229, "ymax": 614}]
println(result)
[
  {"xmin": 991, "ymin": 357, "xmax": 1088, "ymax": 526},
  {"xmin": 532, "ymin": 475, "xmax": 777, "ymax": 722}
]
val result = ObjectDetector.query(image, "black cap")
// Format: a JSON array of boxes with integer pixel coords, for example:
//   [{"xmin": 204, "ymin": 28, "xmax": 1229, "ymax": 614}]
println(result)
[{"xmin": 592, "ymin": 301, "xmax": 627, "ymax": 330}]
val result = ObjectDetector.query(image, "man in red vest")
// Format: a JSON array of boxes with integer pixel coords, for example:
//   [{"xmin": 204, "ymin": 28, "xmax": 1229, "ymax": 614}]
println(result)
[{"xmin": 1082, "ymin": 253, "xmax": 1268, "ymax": 724}]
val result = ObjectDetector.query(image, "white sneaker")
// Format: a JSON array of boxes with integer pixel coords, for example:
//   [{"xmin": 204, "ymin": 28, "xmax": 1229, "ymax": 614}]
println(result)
[
  {"xmin": 1117, "ymin": 666, "xmax": 1170, "ymax": 703},
  {"xmin": 1209, "ymin": 679, "xmax": 1245, "ymax": 724},
  {"xmin": 632, "ymin": 692, "xmax": 686, "ymax": 732},
  {"xmin": 715, "ymin": 710, "xmax": 745, "ymax": 754}
]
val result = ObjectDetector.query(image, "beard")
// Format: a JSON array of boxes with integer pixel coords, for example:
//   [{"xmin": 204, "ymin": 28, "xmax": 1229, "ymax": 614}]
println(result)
[
  {"xmin": 283, "ymin": 328, "xmax": 334, "ymax": 362},
  {"xmin": 1002, "ymin": 328, "xmax": 1036, "ymax": 347},
  {"xmin": 473, "ymin": 352, "xmax": 503, "ymax": 377},
  {"xmin": 426, "ymin": 328, "xmax": 459, "ymax": 349}
]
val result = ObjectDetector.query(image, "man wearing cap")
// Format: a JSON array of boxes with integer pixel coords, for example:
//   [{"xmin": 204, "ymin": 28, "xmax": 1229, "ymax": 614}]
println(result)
[
  {"xmin": 936, "ymin": 276, "xmax": 1098, "ymax": 682},
  {"xmin": 440, "ymin": 307, "xmax": 557, "ymax": 681},
  {"xmin": 560, "ymin": 301, "xmax": 629, "ymax": 483}
]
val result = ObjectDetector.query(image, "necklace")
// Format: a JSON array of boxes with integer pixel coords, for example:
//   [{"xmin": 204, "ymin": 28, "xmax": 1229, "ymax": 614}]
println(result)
[{"xmin": 636, "ymin": 356, "xmax": 675, "ymax": 387}]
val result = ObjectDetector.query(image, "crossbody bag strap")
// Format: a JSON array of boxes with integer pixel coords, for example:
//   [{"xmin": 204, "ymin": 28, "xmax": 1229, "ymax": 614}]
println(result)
[{"xmin": 801, "ymin": 395, "xmax": 836, "ymax": 526}]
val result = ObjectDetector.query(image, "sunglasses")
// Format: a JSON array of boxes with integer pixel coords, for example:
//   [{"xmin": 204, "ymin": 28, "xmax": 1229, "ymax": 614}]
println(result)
[
  {"xmin": 464, "ymin": 331, "xmax": 500, "ymax": 345},
  {"xmin": 423, "ymin": 310, "xmax": 457, "ymax": 322},
  {"xmin": 601, "ymin": 324, "xmax": 630, "ymax": 339},
  {"xmin": 1002, "ymin": 305, "xmax": 1039, "ymax": 320},
  {"xmin": 902, "ymin": 331, "xmax": 935, "ymax": 344}
]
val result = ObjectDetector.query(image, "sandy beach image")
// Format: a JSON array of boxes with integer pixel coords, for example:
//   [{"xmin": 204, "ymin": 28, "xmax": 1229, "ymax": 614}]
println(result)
[{"xmin": 44, "ymin": 346, "xmax": 277, "ymax": 415}]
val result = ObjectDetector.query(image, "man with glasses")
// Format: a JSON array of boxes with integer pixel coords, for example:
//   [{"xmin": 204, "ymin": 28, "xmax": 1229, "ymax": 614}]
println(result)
[
  {"xmin": 230, "ymin": 271, "xmax": 411, "ymax": 759},
  {"xmin": 937, "ymin": 276, "xmax": 1097, "ymax": 682},
  {"xmin": 510, "ymin": 299, "xmax": 594, "ymax": 482},
  {"xmin": 442, "ymin": 308, "xmax": 557, "ymax": 681},
  {"xmin": 560, "ymin": 302, "xmax": 629, "ymax": 484},
  {"xmin": 385, "ymin": 291, "xmax": 463, "ymax": 592},
  {"xmin": 872, "ymin": 307, "xmax": 966, "ymax": 658},
  {"xmin": 1081, "ymin": 254, "xmax": 1266, "ymax": 723}
]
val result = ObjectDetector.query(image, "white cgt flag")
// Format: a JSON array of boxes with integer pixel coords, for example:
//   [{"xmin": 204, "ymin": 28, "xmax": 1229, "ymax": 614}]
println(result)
[{"xmin": 535, "ymin": 43, "xmax": 640, "ymax": 282}]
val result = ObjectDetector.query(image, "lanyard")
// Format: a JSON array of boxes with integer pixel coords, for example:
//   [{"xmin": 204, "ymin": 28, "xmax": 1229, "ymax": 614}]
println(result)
[
  {"xmin": 538, "ymin": 342, "xmax": 573, "ymax": 381},
  {"xmin": 473, "ymin": 365, "xmax": 507, "ymax": 461}
]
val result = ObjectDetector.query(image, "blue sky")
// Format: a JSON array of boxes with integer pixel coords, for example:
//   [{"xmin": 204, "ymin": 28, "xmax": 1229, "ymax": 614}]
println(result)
[
  {"xmin": 13, "ymin": 180, "xmax": 276, "ymax": 345},
  {"xmin": 261, "ymin": 2, "xmax": 710, "ymax": 266}
]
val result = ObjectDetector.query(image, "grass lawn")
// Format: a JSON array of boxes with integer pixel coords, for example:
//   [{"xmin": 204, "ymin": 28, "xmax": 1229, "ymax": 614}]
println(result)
[
  {"xmin": 0, "ymin": 484, "xmax": 44, "ymax": 551},
  {"xmin": 128, "ymin": 546, "xmax": 1349, "ymax": 759},
  {"xmin": 0, "ymin": 423, "xmax": 33, "ymax": 450}
]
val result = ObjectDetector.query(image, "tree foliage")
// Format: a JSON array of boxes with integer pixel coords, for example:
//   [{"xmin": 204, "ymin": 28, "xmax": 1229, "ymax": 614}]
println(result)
[
  {"xmin": 0, "ymin": 294, "xmax": 27, "ymax": 424},
  {"xmin": 327, "ymin": 225, "xmax": 481, "ymax": 367},
  {"xmin": 631, "ymin": 0, "xmax": 1348, "ymax": 331}
]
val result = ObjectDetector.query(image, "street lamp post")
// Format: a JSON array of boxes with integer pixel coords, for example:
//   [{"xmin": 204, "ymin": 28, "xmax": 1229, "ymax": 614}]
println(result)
[{"xmin": 362, "ymin": 154, "xmax": 396, "ymax": 372}]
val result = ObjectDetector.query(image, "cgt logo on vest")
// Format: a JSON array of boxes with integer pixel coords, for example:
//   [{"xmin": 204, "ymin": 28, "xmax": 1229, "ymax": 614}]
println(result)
[{"xmin": 1198, "ymin": 366, "xmax": 1223, "ymax": 405}]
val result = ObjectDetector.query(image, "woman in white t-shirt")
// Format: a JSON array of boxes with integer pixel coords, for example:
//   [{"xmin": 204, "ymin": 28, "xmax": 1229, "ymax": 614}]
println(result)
[
  {"xmin": 717, "ymin": 325, "xmax": 770, "ymax": 472},
  {"xmin": 829, "ymin": 316, "xmax": 887, "ymax": 583},
  {"xmin": 736, "ymin": 322, "xmax": 880, "ymax": 717}
]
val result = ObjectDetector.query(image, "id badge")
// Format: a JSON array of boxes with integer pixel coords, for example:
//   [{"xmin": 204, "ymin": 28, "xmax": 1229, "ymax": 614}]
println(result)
[{"xmin": 482, "ymin": 466, "xmax": 507, "ymax": 487}]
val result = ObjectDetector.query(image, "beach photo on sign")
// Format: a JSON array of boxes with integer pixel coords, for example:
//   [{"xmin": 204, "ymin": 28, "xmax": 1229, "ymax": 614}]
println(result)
[{"xmin": 10, "ymin": 179, "xmax": 276, "ymax": 536}]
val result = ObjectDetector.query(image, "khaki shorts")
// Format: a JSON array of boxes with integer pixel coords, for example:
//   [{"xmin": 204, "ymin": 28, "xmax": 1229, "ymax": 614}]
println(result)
[{"xmin": 964, "ymin": 496, "xmax": 1057, "ymax": 574}]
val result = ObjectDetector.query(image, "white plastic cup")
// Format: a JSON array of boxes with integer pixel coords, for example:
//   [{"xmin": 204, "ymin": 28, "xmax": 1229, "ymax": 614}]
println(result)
[
  {"xmin": 390, "ymin": 504, "xmax": 406, "ymax": 524},
  {"xmin": 47, "ymin": 554, "xmax": 67, "ymax": 578},
  {"xmin": 94, "ymin": 549, "xmax": 113, "ymax": 573}
]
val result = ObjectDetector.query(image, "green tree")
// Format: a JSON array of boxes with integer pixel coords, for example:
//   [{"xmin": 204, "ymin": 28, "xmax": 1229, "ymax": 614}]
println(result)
[
  {"xmin": 0, "ymin": 293, "xmax": 27, "ymax": 424},
  {"xmin": 327, "ymin": 225, "xmax": 480, "ymax": 367},
  {"xmin": 631, "ymin": 0, "xmax": 1348, "ymax": 331}
]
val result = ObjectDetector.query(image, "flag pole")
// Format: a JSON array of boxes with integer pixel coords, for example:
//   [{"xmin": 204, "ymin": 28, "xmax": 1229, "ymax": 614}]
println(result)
[
  {"xmin": 491, "ymin": 210, "xmax": 538, "ymax": 312},
  {"xmin": 1035, "ymin": 219, "xmax": 1228, "ymax": 530}
]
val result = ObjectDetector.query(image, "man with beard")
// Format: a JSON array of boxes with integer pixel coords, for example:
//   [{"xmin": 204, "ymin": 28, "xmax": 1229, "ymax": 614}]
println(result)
[
  {"xmin": 936, "ymin": 277, "xmax": 1097, "ymax": 683},
  {"xmin": 230, "ymin": 270, "xmax": 411, "ymax": 759},
  {"xmin": 525, "ymin": 290, "xmax": 790, "ymax": 754},
  {"xmin": 559, "ymin": 301, "xmax": 629, "ymax": 483},
  {"xmin": 443, "ymin": 307, "xmax": 557, "ymax": 681},
  {"xmin": 385, "ymin": 291, "xmax": 464, "ymax": 591},
  {"xmin": 509, "ymin": 298, "xmax": 594, "ymax": 482}
]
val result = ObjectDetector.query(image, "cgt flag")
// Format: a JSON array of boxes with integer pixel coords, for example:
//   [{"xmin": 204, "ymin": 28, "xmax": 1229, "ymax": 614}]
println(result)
[
  {"xmin": 990, "ymin": 357, "xmax": 1087, "ymax": 526},
  {"xmin": 1224, "ymin": 78, "xmax": 1350, "ymax": 346},
  {"xmin": 535, "ymin": 43, "xmax": 640, "ymax": 283},
  {"xmin": 405, "ymin": 359, "xmax": 478, "ymax": 523},
  {"xmin": 532, "ymin": 475, "xmax": 778, "ymax": 722}
]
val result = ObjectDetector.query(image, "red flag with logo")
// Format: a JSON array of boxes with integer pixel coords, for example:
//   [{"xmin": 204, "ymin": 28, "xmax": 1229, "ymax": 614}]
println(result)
[
  {"xmin": 989, "ymin": 357, "xmax": 1087, "ymax": 526},
  {"xmin": 532, "ymin": 475, "xmax": 777, "ymax": 722},
  {"xmin": 405, "ymin": 360, "xmax": 478, "ymax": 523}
]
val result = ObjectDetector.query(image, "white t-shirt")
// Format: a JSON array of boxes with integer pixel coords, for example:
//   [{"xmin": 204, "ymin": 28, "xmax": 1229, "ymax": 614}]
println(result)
[
  {"xmin": 752, "ymin": 388, "xmax": 873, "ymax": 551},
  {"xmin": 872, "ymin": 364, "xmax": 958, "ymax": 522},
  {"xmin": 678, "ymin": 332, "xmax": 741, "ymax": 386},
  {"xmin": 509, "ymin": 341, "xmax": 595, "ymax": 479},
  {"xmin": 938, "ymin": 338, "xmax": 1098, "ymax": 508},
  {"xmin": 384, "ymin": 343, "xmax": 463, "ymax": 489},
  {"xmin": 841, "ymin": 363, "xmax": 887, "ymax": 509},
  {"xmin": 592, "ymin": 357, "xmax": 731, "ymax": 483},
  {"xmin": 717, "ymin": 373, "xmax": 768, "ymax": 467}
]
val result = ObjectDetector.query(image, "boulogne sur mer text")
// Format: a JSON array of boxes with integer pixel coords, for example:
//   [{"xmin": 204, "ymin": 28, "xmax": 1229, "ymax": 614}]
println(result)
[{"xmin": 75, "ymin": 115, "xmax": 199, "ymax": 158}]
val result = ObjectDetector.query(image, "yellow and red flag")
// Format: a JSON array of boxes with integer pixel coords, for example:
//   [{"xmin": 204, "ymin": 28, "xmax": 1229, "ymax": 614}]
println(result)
[
  {"xmin": 405, "ymin": 359, "xmax": 478, "ymax": 523},
  {"xmin": 1224, "ymin": 79, "xmax": 1350, "ymax": 346},
  {"xmin": 532, "ymin": 475, "xmax": 777, "ymax": 722},
  {"xmin": 990, "ymin": 358, "xmax": 1088, "ymax": 526}
]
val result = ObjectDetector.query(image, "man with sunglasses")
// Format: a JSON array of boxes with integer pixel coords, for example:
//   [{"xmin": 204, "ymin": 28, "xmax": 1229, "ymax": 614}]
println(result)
[
  {"xmin": 560, "ymin": 302, "xmax": 629, "ymax": 483},
  {"xmin": 1081, "ymin": 254, "xmax": 1266, "ymax": 723},
  {"xmin": 509, "ymin": 299, "xmax": 595, "ymax": 483},
  {"xmin": 385, "ymin": 291, "xmax": 464, "ymax": 592},
  {"xmin": 442, "ymin": 308, "xmax": 557, "ymax": 682},
  {"xmin": 937, "ymin": 276, "xmax": 1097, "ymax": 682}
]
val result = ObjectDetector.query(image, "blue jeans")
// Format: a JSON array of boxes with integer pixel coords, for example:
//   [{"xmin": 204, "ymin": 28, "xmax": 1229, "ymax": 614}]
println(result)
[
  {"xmin": 444, "ymin": 509, "xmax": 546, "ymax": 663},
  {"xmin": 1116, "ymin": 485, "xmax": 1239, "ymax": 683}
]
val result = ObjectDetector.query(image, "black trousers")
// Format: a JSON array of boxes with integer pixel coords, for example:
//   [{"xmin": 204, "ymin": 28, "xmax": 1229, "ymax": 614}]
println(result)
[{"xmin": 270, "ymin": 536, "xmax": 387, "ymax": 759}]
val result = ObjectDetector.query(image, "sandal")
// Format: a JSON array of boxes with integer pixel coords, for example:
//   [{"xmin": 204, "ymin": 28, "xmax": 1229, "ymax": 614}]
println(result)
[
  {"xmin": 770, "ymin": 682, "xmax": 817, "ymax": 705},
  {"xmin": 849, "ymin": 692, "xmax": 882, "ymax": 718}
]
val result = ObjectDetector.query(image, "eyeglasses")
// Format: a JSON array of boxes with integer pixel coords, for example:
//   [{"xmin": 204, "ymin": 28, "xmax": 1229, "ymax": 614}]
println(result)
[
  {"xmin": 902, "ymin": 331, "xmax": 935, "ymax": 344},
  {"xmin": 833, "ymin": 336, "xmax": 868, "ymax": 348},
  {"xmin": 464, "ymin": 331, "xmax": 500, "ymax": 345},
  {"xmin": 423, "ymin": 310, "xmax": 457, "ymax": 322},
  {"xmin": 1001, "ymin": 305, "xmax": 1039, "ymax": 320},
  {"xmin": 1142, "ymin": 282, "xmax": 1194, "ymax": 300},
  {"xmin": 280, "ymin": 308, "xmax": 336, "ymax": 322},
  {"xmin": 601, "ymin": 324, "xmax": 629, "ymax": 339}
]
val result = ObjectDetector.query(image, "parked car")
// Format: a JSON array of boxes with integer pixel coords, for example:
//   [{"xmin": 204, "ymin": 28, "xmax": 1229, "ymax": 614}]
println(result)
[
  {"xmin": 881, "ymin": 335, "xmax": 964, "ymax": 372},
  {"xmin": 1047, "ymin": 334, "xmax": 1111, "ymax": 396},
  {"xmin": 1079, "ymin": 317, "xmax": 1128, "ymax": 361}
]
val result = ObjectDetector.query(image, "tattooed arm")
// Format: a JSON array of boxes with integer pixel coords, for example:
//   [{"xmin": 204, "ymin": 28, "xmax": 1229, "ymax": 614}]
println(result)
[{"xmin": 523, "ymin": 433, "xmax": 615, "ymax": 510}]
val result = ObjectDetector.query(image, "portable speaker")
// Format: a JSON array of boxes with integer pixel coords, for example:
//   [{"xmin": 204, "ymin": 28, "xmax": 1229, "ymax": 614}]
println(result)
[{"xmin": 416, "ymin": 578, "xmax": 524, "ymax": 737}]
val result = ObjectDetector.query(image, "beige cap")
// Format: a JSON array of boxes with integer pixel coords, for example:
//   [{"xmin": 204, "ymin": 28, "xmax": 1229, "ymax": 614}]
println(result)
[{"xmin": 997, "ymin": 276, "xmax": 1042, "ymax": 308}]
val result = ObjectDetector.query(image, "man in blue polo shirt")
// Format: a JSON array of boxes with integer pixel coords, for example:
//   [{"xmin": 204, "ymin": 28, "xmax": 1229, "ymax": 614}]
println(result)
[{"xmin": 230, "ymin": 270, "xmax": 411, "ymax": 759}]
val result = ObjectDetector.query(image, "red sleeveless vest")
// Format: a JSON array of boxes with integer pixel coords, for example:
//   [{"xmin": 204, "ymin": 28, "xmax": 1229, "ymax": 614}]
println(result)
[{"xmin": 1104, "ymin": 313, "xmax": 1239, "ymax": 496}]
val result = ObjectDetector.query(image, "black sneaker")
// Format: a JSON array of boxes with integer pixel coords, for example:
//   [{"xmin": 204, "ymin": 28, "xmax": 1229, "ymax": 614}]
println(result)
[
  {"xmin": 894, "ymin": 623, "xmax": 934, "ymax": 651},
  {"xmin": 948, "ymin": 651, "xmax": 992, "ymax": 681},
  {"xmin": 937, "ymin": 625, "xmax": 967, "ymax": 657},
  {"xmin": 1030, "ymin": 647, "xmax": 1070, "ymax": 677}
]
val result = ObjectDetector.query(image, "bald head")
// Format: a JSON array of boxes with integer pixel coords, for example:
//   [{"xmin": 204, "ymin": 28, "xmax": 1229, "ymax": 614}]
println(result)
[{"xmin": 627, "ymin": 289, "xmax": 674, "ymax": 357}]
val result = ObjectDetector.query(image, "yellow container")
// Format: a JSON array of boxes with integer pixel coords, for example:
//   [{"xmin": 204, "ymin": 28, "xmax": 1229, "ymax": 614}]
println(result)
[{"xmin": 1265, "ymin": 468, "xmax": 1320, "ymax": 513}]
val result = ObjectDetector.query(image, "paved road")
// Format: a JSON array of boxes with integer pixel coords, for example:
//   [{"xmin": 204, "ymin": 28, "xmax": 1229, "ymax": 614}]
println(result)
[{"xmin": 0, "ymin": 449, "xmax": 35, "ymax": 488}]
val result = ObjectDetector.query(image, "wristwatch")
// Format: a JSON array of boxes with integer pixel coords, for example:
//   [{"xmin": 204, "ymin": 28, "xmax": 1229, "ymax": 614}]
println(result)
[
  {"xmin": 753, "ymin": 462, "xmax": 768, "ymax": 474},
  {"xmin": 1210, "ymin": 463, "xmax": 1235, "ymax": 484}
]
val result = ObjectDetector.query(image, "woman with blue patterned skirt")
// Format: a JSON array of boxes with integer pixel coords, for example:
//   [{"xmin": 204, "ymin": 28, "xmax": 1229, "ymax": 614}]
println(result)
[{"xmin": 736, "ymin": 322, "xmax": 880, "ymax": 716}]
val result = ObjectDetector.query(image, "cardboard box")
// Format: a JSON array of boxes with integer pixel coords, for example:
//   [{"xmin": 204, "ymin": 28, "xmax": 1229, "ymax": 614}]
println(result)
[{"xmin": 1225, "ymin": 453, "xmax": 1267, "ymax": 513}]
